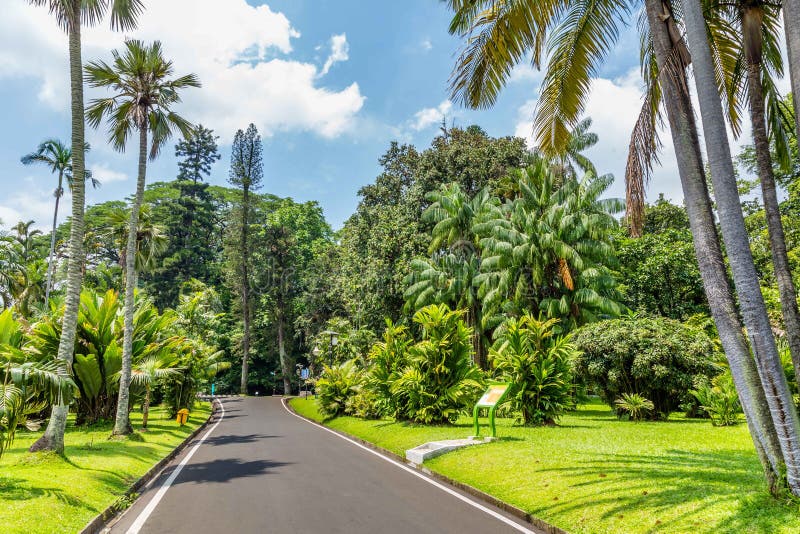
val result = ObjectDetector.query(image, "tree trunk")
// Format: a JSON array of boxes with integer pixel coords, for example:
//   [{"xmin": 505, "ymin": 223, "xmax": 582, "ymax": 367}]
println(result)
[
  {"xmin": 240, "ymin": 185, "xmax": 250, "ymax": 395},
  {"xmin": 30, "ymin": 3, "xmax": 85, "ymax": 454},
  {"xmin": 743, "ymin": 14, "xmax": 800, "ymax": 382},
  {"xmin": 278, "ymin": 311, "xmax": 292, "ymax": 395},
  {"xmin": 45, "ymin": 171, "xmax": 63, "ymax": 306},
  {"xmin": 113, "ymin": 126, "xmax": 148, "ymax": 436},
  {"xmin": 784, "ymin": 0, "xmax": 800, "ymax": 142},
  {"xmin": 682, "ymin": 0, "xmax": 785, "ymax": 491},
  {"xmin": 142, "ymin": 384, "xmax": 150, "ymax": 430}
]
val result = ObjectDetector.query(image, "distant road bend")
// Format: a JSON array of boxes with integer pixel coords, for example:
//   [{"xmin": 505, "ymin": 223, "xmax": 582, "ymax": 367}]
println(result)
[{"xmin": 109, "ymin": 396, "xmax": 541, "ymax": 534}]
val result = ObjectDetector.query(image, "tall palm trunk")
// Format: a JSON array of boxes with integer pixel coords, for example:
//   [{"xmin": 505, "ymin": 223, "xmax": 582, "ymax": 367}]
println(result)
[
  {"xmin": 240, "ymin": 186, "xmax": 250, "ymax": 395},
  {"xmin": 278, "ymin": 310, "xmax": 291, "ymax": 395},
  {"xmin": 45, "ymin": 171, "xmax": 64, "ymax": 305},
  {"xmin": 113, "ymin": 125, "xmax": 148, "ymax": 436},
  {"xmin": 682, "ymin": 0, "xmax": 785, "ymax": 491},
  {"xmin": 742, "ymin": 6, "xmax": 800, "ymax": 381},
  {"xmin": 784, "ymin": 0, "xmax": 800, "ymax": 142},
  {"xmin": 30, "ymin": 2, "xmax": 86, "ymax": 454}
]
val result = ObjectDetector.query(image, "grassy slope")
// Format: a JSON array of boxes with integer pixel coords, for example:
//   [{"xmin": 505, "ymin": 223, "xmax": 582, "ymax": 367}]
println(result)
[
  {"xmin": 0, "ymin": 403, "xmax": 211, "ymax": 534},
  {"xmin": 290, "ymin": 398, "xmax": 800, "ymax": 534}
]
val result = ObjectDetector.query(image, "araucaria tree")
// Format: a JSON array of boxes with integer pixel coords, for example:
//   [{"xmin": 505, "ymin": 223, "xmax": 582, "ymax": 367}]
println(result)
[
  {"xmin": 28, "ymin": 0, "xmax": 142, "ymax": 455},
  {"xmin": 228, "ymin": 124, "xmax": 263, "ymax": 394},
  {"xmin": 85, "ymin": 39, "xmax": 199, "ymax": 436}
]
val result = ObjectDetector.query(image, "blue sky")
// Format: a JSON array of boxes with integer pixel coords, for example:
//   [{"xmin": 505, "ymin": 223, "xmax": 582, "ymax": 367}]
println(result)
[{"xmin": 0, "ymin": 0, "xmax": 711, "ymax": 231}]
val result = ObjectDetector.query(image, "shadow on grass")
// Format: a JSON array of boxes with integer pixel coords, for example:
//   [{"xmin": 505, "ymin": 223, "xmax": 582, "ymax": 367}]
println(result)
[
  {"xmin": 168, "ymin": 458, "xmax": 292, "ymax": 485},
  {"xmin": 0, "ymin": 476, "xmax": 96, "ymax": 510},
  {"xmin": 534, "ymin": 449, "xmax": 794, "ymax": 532}
]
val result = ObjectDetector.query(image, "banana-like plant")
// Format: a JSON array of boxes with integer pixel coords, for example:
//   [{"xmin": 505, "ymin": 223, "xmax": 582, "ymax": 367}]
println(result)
[{"xmin": 0, "ymin": 309, "xmax": 74, "ymax": 458}]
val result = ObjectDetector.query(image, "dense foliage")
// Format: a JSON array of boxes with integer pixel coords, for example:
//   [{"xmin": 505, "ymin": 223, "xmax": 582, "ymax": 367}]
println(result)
[{"xmin": 572, "ymin": 317, "xmax": 720, "ymax": 419}]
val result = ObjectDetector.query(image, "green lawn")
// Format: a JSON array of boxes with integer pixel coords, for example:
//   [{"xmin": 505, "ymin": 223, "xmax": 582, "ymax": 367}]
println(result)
[
  {"xmin": 0, "ymin": 402, "xmax": 211, "ymax": 534},
  {"xmin": 290, "ymin": 398, "xmax": 800, "ymax": 534}
]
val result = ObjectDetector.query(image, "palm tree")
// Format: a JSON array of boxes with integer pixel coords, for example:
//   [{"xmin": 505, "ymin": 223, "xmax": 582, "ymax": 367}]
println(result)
[
  {"xmin": 129, "ymin": 354, "xmax": 181, "ymax": 430},
  {"xmin": 445, "ymin": 0, "xmax": 796, "ymax": 494},
  {"xmin": 712, "ymin": 1, "xmax": 800, "ymax": 383},
  {"xmin": 682, "ymin": 0, "xmax": 794, "ymax": 493},
  {"xmin": 85, "ymin": 39, "xmax": 199, "ymax": 436},
  {"xmin": 783, "ymin": 0, "xmax": 800, "ymax": 143},
  {"xmin": 21, "ymin": 139, "xmax": 99, "ymax": 304},
  {"xmin": 27, "ymin": 0, "xmax": 142, "ymax": 455},
  {"xmin": 406, "ymin": 184, "xmax": 492, "ymax": 367},
  {"xmin": 101, "ymin": 204, "xmax": 168, "ymax": 285}
]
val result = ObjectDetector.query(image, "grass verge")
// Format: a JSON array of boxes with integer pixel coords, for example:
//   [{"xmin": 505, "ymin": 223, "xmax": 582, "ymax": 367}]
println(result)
[
  {"xmin": 0, "ymin": 403, "xmax": 211, "ymax": 534},
  {"xmin": 290, "ymin": 397, "xmax": 800, "ymax": 534}
]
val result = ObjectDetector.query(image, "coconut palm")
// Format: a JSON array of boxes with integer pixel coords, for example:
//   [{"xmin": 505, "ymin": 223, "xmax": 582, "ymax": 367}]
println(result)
[
  {"xmin": 85, "ymin": 39, "xmax": 199, "ymax": 435},
  {"xmin": 445, "ymin": 0, "xmax": 795, "ymax": 493},
  {"xmin": 782, "ymin": 0, "xmax": 800, "ymax": 143},
  {"xmin": 28, "ymin": 0, "xmax": 142, "ymax": 455},
  {"xmin": 129, "ymin": 354, "xmax": 181, "ymax": 430},
  {"xmin": 683, "ymin": 0, "xmax": 800, "ymax": 494},
  {"xmin": 21, "ymin": 139, "xmax": 99, "ymax": 304}
]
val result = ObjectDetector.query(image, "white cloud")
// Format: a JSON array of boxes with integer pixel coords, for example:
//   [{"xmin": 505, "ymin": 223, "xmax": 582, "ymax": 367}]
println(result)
[
  {"xmin": 0, "ymin": 189, "xmax": 58, "ymax": 231},
  {"xmin": 420, "ymin": 39, "xmax": 433, "ymax": 52},
  {"xmin": 319, "ymin": 33, "xmax": 349, "ymax": 77},
  {"xmin": 0, "ymin": 1, "xmax": 364, "ymax": 141},
  {"xmin": 411, "ymin": 100, "xmax": 453, "ymax": 131},
  {"xmin": 90, "ymin": 163, "xmax": 128, "ymax": 184},
  {"xmin": 514, "ymin": 70, "xmax": 684, "ymax": 204}
]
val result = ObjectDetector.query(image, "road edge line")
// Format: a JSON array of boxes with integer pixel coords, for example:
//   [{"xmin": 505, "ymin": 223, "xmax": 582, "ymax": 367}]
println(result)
[
  {"xmin": 282, "ymin": 397, "xmax": 563, "ymax": 534},
  {"xmin": 119, "ymin": 398, "xmax": 226, "ymax": 534}
]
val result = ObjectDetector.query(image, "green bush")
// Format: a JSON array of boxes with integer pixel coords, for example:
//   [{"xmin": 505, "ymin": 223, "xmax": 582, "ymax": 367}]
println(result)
[
  {"xmin": 390, "ymin": 304, "xmax": 484, "ymax": 423},
  {"xmin": 690, "ymin": 371, "xmax": 741, "ymax": 426},
  {"xmin": 490, "ymin": 315, "xmax": 577, "ymax": 425},
  {"xmin": 572, "ymin": 317, "xmax": 719, "ymax": 419},
  {"xmin": 315, "ymin": 360, "xmax": 362, "ymax": 418},
  {"xmin": 363, "ymin": 320, "xmax": 410, "ymax": 418}
]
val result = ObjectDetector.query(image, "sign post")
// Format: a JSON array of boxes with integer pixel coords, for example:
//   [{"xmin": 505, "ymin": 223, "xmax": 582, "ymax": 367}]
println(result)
[{"xmin": 472, "ymin": 383, "xmax": 510, "ymax": 438}]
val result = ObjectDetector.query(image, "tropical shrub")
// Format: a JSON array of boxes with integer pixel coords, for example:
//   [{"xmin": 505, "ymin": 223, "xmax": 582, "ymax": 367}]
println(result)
[
  {"xmin": 390, "ymin": 304, "xmax": 484, "ymax": 423},
  {"xmin": 0, "ymin": 309, "xmax": 74, "ymax": 458},
  {"xmin": 316, "ymin": 359, "xmax": 363, "ymax": 418},
  {"xmin": 572, "ymin": 317, "xmax": 719, "ymax": 419},
  {"xmin": 363, "ymin": 320, "xmax": 410, "ymax": 418},
  {"xmin": 614, "ymin": 393, "xmax": 655, "ymax": 421},
  {"xmin": 690, "ymin": 371, "xmax": 741, "ymax": 426},
  {"xmin": 490, "ymin": 315, "xmax": 577, "ymax": 425}
]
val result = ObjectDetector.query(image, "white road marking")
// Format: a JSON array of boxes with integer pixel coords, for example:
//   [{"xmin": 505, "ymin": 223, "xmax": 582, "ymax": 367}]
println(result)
[
  {"xmin": 125, "ymin": 399, "xmax": 226, "ymax": 534},
  {"xmin": 281, "ymin": 398, "xmax": 538, "ymax": 534}
]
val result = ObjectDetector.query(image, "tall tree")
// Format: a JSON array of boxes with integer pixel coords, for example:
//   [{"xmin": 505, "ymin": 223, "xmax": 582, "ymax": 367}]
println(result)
[
  {"xmin": 228, "ymin": 124, "xmax": 263, "ymax": 394},
  {"xmin": 683, "ymin": 0, "xmax": 800, "ymax": 494},
  {"xmin": 28, "ymin": 0, "xmax": 142, "ymax": 455},
  {"xmin": 175, "ymin": 124, "xmax": 221, "ymax": 185},
  {"xmin": 86, "ymin": 39, "xmax": 199, "ymax": 435},
  {"xmin": 21, "ymin": 139, "xmax": 98, "ymax": 304},
  {"xmin": 784, "ymin": 0, "xmax": 800, "ymax": 143}
]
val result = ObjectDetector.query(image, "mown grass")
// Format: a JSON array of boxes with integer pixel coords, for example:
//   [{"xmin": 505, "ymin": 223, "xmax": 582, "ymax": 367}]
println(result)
[
  {"xmin": 290, "ymin": 397, "xmax": 800, "ymax": 534},
  {"xmin": 0, "ymin": 402, "xmax": 211, "ymax": 534}
]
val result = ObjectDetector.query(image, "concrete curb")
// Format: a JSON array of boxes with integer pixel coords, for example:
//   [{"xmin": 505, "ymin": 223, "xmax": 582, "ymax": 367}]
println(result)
[
  {"xmin": 283, "ymin": 397, "xmax": 568, "ymax": 534},
  {"xmin": 79, "ymin": 400, "xmax": 220, "ymax": 534}
]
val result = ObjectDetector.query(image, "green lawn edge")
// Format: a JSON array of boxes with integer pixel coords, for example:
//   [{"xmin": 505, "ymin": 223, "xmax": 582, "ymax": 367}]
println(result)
[
  {"xmin": 0, "ymin": 402, "xmax": 211, "ymax": 534},
  {"xmin": 289, "ymin": 397, "xmax": 800, "ymax": 534}
]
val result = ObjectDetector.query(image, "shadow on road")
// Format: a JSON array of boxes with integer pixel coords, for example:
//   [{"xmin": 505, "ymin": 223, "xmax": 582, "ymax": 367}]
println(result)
[
  {"xmin": 204, "ymin": 434, "xmax": 282, "ymax": 446},
  {"xmin": 171, "ymin": 458, "xmax": 292, "ymax": 485}
]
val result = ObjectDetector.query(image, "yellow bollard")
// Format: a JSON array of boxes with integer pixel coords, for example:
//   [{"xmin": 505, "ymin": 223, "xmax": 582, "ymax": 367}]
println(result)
[{"xmin": 176, "ymin": 408, "xmax": 190, "ymax": 426}]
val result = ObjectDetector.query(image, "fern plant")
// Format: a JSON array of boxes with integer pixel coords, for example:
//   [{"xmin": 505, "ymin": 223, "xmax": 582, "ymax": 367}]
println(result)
[
  {"xmin": 691, "ymin": 372, "xmax": 741, "ymax": 426},
  {"xmin": 316, "ymin": 359, "xmax": 363, "ymax": 418},
  {"xmin": 614, "ymin": 393, "xmax": 655, "ymax": 421},
  {"xmin": 490, "ymin": 314, "xmax": 577, "ymax": 425}
]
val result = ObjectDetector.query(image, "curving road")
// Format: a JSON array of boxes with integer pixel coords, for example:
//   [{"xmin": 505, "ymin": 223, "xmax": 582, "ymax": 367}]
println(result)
[{"xmin": 109, "ymin": 397, "xmax": 540, "ymax": 534}]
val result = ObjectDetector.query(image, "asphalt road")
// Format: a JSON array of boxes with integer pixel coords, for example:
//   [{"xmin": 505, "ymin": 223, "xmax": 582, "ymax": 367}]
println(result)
[{"xmin": 109, "ymin": 397, "xmax": 540, "ymax": 534}]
